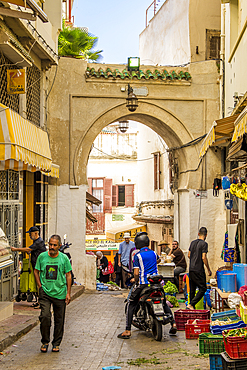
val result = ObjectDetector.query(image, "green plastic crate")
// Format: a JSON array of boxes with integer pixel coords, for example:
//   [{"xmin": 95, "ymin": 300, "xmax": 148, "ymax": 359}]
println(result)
[{"xmin": 199, "ymin": 333, "xmax": 225, "ymax": 354}]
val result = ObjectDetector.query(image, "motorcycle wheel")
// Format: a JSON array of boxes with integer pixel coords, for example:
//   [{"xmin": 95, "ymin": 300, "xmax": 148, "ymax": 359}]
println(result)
[{"xmin": 152, "ymin": 318, "xmax": 162, "ymax": 341}]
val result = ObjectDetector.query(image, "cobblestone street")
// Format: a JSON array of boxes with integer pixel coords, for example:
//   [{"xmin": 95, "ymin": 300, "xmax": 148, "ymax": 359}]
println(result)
[{"xmin": 0, "ymin": 291, "xmax": 210, "ymax": 370}]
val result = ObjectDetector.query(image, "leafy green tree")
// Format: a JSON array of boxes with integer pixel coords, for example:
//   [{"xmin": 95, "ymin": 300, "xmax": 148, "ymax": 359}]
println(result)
[{"xmin": 58, "ymin": 21, "xmax": 102, "ymax": 61}]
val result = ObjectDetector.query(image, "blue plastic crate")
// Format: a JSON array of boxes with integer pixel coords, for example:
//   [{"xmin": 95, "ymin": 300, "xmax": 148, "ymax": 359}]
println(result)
[
  {"xmin": 210, "ymin": 354, "xmax": 223, "ymax": 370},
  {"xmin": 211, "ymin": 310, "xmax": 239, "ymax": 322},
  {"xmin": 211, "ymin": 320, "xmax": 246, "ymax": 335}
]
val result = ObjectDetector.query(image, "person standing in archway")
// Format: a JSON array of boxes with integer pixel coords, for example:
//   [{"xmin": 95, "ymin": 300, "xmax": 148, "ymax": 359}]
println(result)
[
  {"xmin": 118, "ymin": 232, "xmax": 135, "ymax": 288},
  {"xmin": 187, "ymin": 227, "xmax": 212, "ymax": 310}
]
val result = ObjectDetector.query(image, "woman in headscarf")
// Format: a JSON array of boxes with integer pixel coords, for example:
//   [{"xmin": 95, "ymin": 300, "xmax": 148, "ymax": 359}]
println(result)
[{"xmin": 96, "ymin": 251, "xmax": 109, "ymax": 283}]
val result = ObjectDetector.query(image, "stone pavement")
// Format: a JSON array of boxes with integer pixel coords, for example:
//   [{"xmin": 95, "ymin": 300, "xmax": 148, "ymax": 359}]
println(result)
[
  {"xmin": 0, "ymin": 290, "xmax": 210, "ymax": 370},
  {"xmin": 0, "ymin": 285, "xmax": 85, "ymax": 352}
]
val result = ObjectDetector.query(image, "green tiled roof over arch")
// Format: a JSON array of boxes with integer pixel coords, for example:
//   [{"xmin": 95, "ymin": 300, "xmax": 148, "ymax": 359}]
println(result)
[{"xmin": 86, "ymin": 67, "xmax": 191, "ymax": 81}]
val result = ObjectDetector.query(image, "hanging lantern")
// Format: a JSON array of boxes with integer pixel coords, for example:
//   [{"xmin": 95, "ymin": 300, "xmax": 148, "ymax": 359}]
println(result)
[{"xmin": 126, "ymin": 84, "xmax": 138, "ymax": 112}]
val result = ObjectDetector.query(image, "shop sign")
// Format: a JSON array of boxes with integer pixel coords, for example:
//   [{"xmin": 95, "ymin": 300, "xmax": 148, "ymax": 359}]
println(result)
[
  {"xmin": 7, "ymin": 69, "xmax": 26, "ymax": 94},
  {"xmin": 85, "ymin": 239, "xmax": 119, "ymax": 250},
  {"xmin": 112, "ymin": 214, "xmax": 124, "ymax": 221},
  {"xmin": 195, "ymin": 190, "xmax": 207, "ymax": 199}
]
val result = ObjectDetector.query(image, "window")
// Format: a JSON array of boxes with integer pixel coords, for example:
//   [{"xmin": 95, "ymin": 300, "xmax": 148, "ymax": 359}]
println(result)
[
  {"xmin": 92, "ymin": 179, "xmax": 104, "ymax": 212},
  {"xmin": 112, "ymin": 184, "xmax": 134, "ymax": 207},
  {"xmin": 153, "ymin": 152, "xmax": 160, "ymax": 190},
  {"xmin": 87, "ymin": 178, "xmax": 112, "ymax": 213},
  {"xmin": 206, "ymin": 29, "xmax": 220, "ymax": 60}
]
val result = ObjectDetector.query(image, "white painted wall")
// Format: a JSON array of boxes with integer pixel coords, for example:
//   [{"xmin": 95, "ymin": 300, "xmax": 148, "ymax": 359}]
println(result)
[
  {"xmin": 139, "ymin": 0, "xmax": 190, "ymax": 66},
  {"xmin": 224, "ymin": 2, "xmax": 247, "ymax": 117},
  {"xmin": 136, "ymin": 123, "xmax": 172, "ymax": 202},
  {"xmin": 48, "ymin": 184, "xmax": 96, "ymax": 289},
  {"xmin": 87, "ymin": 122, "xmax": 173, "ymax": 237},
  {"xmin": 175, "ymin": 189, "xmax": 226, "ymax": 273}
]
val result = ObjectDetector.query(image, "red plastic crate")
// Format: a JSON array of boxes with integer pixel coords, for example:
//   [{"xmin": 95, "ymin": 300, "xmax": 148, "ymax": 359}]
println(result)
[
  {"xmin": 174, "ymin": 309, "xmax": 210, "ymax": 331},
  {"xmin": 223, "ymin": 329, "xmax": 247, "ymax": 359},
  {"xmin": 185, "ymin": 319, "xmax": 211, "ymax": 339}
]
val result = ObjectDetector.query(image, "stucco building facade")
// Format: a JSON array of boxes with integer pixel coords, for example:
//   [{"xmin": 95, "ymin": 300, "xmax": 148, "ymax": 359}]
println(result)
[{"xmin": 47, "ymin": 55, "xmax": 223, "ymax": 283}]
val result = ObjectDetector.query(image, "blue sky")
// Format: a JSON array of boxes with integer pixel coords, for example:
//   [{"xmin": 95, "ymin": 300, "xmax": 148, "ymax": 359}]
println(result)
[{"xmin": 72, "ymin": 0, "xmax": 166, "ymax": 64}]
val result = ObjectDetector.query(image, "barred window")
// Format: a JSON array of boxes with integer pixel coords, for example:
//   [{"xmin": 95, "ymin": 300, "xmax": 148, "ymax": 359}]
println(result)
[
  {"xmin": 26, "ymin": 65, "xmax": 41, "ymax": 126},
  {"xmin": 0, "ymin": 170, "xmax": 19, "ymax": 200},
  {"xmin": 206, "ymin": 29, "xmax": 220, "ymax": 60},
  {"xmin": 0, "ymin": 51, "xmax": 19, "ymax": 113}
]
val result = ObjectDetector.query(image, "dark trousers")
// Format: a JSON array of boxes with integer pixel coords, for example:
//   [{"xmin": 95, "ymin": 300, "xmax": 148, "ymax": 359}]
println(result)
[
  {"xmin": 126, "ymin": 285, "xmax": 175, "ymax": 331},
  {"xmin": 189, "ymin": 270, "xmax": 207, "ymax": 308},
  {"xmin": 121, "ymin": 266, "xmax": 129, "ymax": 288},
  {"xmin": 174, "ymin": 266, "xmax": 186, "ymax": 289},
  {"xmin": 115, "ymin": 272, "xmax": 122, "ymax": 287},
  {"xmin": 38, "ymin": 287, "xmax": 66, "ymax": 346}
]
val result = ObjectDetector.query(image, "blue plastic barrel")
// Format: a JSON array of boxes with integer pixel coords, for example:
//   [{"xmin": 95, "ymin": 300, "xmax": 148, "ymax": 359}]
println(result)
[
  {"xmin": 221, "ymin": 273, "xmax": 237, "ymax": 293},
  {"xmin": 216, "ymin": 270, "xmax": 229, "ymax": 290},
  {"xmin": 233, "ymin": 263, "xmax": 247, "ymax": 290}
]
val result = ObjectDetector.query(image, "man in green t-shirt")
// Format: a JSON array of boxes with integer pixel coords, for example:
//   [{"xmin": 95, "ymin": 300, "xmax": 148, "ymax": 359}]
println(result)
[{"xmin": 34, "ymin": 234, "xmax": 72, "ymax": 353}]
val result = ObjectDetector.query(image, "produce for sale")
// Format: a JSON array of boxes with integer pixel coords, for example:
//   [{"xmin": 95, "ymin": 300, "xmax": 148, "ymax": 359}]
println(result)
[
  {"xmin": 224, "ymin": 328, "xmax": 247, "ymax": 338},
  {"xmin": 163, "ymin": 281, "xmax": 178, "ymax": 294},
  {"xmin": 165, "ymin": 295, "xmax": 179, "ymax": 307}
]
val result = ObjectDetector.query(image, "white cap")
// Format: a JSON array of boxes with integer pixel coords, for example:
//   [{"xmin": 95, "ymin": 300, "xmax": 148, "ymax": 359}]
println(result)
[{"xmin": 123, "ymin": 232, "xmax": 130, "ymax": 238}]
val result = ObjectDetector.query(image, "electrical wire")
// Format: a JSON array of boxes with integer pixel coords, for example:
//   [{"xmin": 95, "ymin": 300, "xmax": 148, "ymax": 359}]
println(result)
[
  {"xmin": 180, "ymin": 157, "xmax": 203, "ymax": 174},
  {"xmin": 92, "ymin": 133, "xmax": 207, "ymax": 162}
]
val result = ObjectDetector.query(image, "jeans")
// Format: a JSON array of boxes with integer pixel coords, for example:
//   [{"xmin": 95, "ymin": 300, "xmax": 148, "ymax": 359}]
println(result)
[
  {"xmin": 189, "ymin": 270, "xmax": 207, "ymax": 308},
  {"xmin": 174, "ymin": 266, "xmax": 186, "ymax": 289},
  {"xmin": 38, "ymin": 287, "xmax": 66, "ymax": 346}
]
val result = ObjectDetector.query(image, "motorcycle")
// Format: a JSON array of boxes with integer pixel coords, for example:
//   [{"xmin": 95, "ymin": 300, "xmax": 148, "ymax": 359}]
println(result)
[
  {"xmin": 126, "ymin": 274, "xmax": 173, "ymax": 341},
  {"xmin": 59, "ymin": 234, "xmax": 75, "ymax": 285}
]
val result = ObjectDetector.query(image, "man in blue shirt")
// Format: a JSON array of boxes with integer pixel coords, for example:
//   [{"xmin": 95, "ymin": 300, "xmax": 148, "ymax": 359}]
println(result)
[
  {"xmin": 117, "ymin": 232, "xmax": 177, "ymax": 339},
  {"xmin": 118, "ymin": 232, "xmax": 135, "ymax": 288}
]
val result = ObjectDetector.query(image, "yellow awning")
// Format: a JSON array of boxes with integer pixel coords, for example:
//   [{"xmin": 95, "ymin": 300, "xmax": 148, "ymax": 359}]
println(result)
[
  {"xmin": 232, "ymin": 107, "xmax": 247, "ymax": 143},
  {"xmin": 42, "ymin": 163, "xmax": 60, "ymax": 178},
  {"xmin": 199, "ymin": 115, "xmax": 239, "ymax": 158},
  {"xmin": 106, "ymin": 223, "xmax": 146, "ymax": 243},
  {"xmin": 0, "ymin": 104, "xmax": 52, "ymax": 171}
]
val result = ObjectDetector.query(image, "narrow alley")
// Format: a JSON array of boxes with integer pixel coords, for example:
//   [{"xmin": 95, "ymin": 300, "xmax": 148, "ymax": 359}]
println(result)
[{"xmin": 0, "ymin": 291, "xmax": 209, "ymax": 370}]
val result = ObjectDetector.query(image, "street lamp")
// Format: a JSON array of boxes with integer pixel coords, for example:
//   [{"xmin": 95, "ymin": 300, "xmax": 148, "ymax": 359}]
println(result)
[
  {"xmin": 126, "ymin": 84, "xmax": 138, "ymax": 112},
  {"xmin": 118, "ymin": 120, "xmax": 129, "ymax": 133}
]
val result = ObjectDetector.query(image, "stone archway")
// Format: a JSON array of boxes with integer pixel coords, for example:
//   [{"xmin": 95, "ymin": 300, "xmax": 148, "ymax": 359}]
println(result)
[
  {"xmin": 47, "ymin": 58, "xmax": 224, "ymax": 286},
  {"xmin": 72, "ymin": 100, "xmax": 197, "ymax": 190}
]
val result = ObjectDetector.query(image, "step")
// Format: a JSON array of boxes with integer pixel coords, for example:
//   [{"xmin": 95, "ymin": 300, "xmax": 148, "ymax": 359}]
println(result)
[{"xmin": 0, "ymin": 302, "xmax": 13, "ymax": 322}]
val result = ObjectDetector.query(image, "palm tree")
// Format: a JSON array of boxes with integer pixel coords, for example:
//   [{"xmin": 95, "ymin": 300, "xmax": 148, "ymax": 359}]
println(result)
[{"xmin": 58, "ymin": 21, "xmax": 102, "ymax": 61}]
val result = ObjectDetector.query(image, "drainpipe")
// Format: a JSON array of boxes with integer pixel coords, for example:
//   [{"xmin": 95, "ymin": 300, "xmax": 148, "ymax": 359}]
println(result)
[
  {"xmin": 220, "ymin": 4, "xmax": 226, "ymax": 118},
  {"xmin": 68, "ymin": 0, "xmax": 72, "ymax": 23}
]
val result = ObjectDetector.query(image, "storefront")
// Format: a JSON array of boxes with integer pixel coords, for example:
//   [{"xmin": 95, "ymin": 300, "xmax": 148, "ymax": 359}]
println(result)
[{"xmin": 0, "ymin": 103, "xmax": 59, "ymax": 300}]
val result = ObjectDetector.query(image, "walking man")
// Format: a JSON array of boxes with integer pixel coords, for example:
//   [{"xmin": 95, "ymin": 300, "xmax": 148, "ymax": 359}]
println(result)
[
  {"xmin": 34, "ymin": 234, "xmax": 72, "ymax": 353},
  {"xmin": 168, "ymin": 240, "xmax": 187, "ymax": 289},
  {"xmin": 118, "ymin": 232, "xmax": 135, "ymax": 288},
  {"xmin": 187, "ymin": 227, "xmax": 212, "ymax": 310}
]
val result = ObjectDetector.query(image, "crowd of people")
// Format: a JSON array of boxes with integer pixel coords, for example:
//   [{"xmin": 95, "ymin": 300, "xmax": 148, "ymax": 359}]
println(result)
[{"xmin": 12, "ymin": 224, "xmax": 211, "ymax": 350}]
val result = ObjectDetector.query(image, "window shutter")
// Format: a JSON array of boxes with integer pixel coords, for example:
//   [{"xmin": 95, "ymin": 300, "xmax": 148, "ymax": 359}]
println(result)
[
  {"xmin": 125, "ymin": 184, "xmax": 134, "ymax": 207},
  {"xmin": 87, "ymin": 178, "xmax": 92, "ymax": 194},
  {"xmin": 103, "ymin": 178, "xmax": 112, "ymax": 212},
  {"xmin": 154, "ymin": 153, "xmax": 160, "ymax": 190},
  {"xmin": 112, "ymin": 185, "xmax": 118, "ymax": 207}
]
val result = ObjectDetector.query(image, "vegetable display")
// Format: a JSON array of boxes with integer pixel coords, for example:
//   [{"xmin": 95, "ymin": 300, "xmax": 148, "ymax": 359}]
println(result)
[
  {"xmin": 224, "ymin": 328, "xmax": 247, "ymax": 338},
  {"xmin": 163, "ymin": 281, "xmax": 178, "ymax": 294},
  {"xmin": 211, "ymin": 318, "xmax": 240, "ymax": 326},
  {"xmin": 165, "ymin": 295, "xmax": 179, "ymax": 307}
]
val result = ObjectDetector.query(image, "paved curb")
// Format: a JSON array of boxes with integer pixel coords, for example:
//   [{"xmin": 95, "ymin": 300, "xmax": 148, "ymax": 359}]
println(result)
[{"xmin": 0, "ymin": 285, "xmax": 85, "ymax": 352}]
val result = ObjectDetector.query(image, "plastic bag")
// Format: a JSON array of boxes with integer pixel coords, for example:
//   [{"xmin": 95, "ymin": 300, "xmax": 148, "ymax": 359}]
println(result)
[
  {"xmin": 227, "ymin": 293, "xmax": 242, "ymax": 308},
  {"xmin": 102, "ymin": 261, "xmax": 114, "ymax": 275}
]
